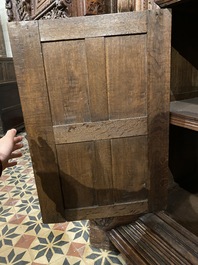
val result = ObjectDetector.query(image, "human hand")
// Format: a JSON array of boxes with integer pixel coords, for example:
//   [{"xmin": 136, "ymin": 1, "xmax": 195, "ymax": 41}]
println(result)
[{"xmin": 0, "ymin": 129, "xmax": 23, "ymax": 171}]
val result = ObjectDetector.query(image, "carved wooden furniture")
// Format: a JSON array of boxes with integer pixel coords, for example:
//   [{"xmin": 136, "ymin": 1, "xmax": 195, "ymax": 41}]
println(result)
[
  {"xmin": 0, "ymin": 57, "xmax": 24, "ymax": 135},
  {"xmin": 5, "ymin": 0, "xmax": 159, "ymax": 21},
  {"xmin": 8, "ymin": 7, "xmax": 171, "ymax": 239}
]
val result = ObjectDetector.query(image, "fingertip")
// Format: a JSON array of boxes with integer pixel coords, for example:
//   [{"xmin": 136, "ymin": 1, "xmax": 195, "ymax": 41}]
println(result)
[
  {"xmin": 12, "ymin": 128, "xmax": 17, "ymax": 134},
  {"xmin": 7, "ymin": 128, "xmax": 17, "ymax": 136}
]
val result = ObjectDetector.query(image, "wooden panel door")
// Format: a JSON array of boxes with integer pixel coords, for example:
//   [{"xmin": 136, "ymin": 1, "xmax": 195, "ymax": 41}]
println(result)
[{"xmin": 8, "ymin": 10, "xmax": 171, "ymax": 223}]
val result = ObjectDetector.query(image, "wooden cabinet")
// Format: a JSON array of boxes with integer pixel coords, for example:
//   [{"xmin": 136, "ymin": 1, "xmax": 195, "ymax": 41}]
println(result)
[{"xmin": 8, "ymin": 9, "xmax": 171, "ymax": 225}]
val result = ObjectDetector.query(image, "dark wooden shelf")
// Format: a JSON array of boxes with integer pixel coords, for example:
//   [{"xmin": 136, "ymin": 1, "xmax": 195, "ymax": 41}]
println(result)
[
  {"xmin": 155, "ymin": 0, "xmax": 192, "ymax": 8},
  {"xmin": 170, "ymin": 97, "xmax": 198, "ymax": 131}
]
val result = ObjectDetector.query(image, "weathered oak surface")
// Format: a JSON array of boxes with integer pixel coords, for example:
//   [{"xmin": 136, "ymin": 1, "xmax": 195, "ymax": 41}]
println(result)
[{"xmin": 8, "ymin": 10, "xmax": 171, "ymax": 223}]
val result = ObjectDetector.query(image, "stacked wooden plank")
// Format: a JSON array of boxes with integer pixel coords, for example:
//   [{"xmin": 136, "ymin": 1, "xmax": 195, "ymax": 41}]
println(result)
[{"xmin": 109, "ymin": 211, "xmax": 198, "ymax": 264}]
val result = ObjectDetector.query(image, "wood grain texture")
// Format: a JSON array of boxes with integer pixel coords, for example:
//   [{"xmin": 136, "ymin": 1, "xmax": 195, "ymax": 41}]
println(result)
[
  {"xmin": 106, "ymin": 34, "xmax": 147, "ymax": 119},
  {"xmin": 170, "ymin": 98, "xmax": 198, "ymax": 131},
  {"xmin": 56, "ymin": 142, "xmax": 96, "ymax": 209},
  {"xmin": 92, "ymin": 140, "xmax": 114, "ymax": 206},
  {"xmin": 147, "ymin": 9, "xmax": 171, "ymax": 211},
  {"xmin": 170, "ymin": 114, "xmax": 198, "ymax": 131},
  {"xmin": 53, "ymin": 117, "xmax": 147, "ymax": 144},
  {"xmin": 154, "ymin": 0, "xmax": 189, "ymax": 8},
  {"xmin": 111, "ymin": 136, "xmax": 149, "ymax": 203},
  {"xmin": 109, "ymin": 211, "xmax": 198, "ymax": 264},
  {"xmin": 39, "ymin": 11, "xmax": 147, "ymax": 42},
  {"xmin": 85, "ymin": 37, "xmax": 108, "ymax": 122},
  {"xmin": 89, "ymin": 213, "xmax": 141, "ymax": 251},
  {"xmin": 43, "ymin": 40, "xmax": 91, "ymax": 125},
  {"xmin": 0, "ymin": 58, "xmax": 16, "ymax": 82},
  {"xmin": 171, "ymin": 47, "xmax": 198, "ymax": 100},
  {"xmin": 8, "ymin": 10, "xmax": 171, "ymax": 222},
  {"xmin": 64, "ymin": 200, "xmax": 148, "ymax": 220},
  {"xmin": 8, "ymin": 21, "xmax": 65, "ymax": 223}
]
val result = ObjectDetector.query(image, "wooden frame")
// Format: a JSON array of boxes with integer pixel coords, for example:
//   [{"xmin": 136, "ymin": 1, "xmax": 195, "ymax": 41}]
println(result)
[{"xmin": 8, "ymin": 9, "xmax": 171, "ymax": 223}]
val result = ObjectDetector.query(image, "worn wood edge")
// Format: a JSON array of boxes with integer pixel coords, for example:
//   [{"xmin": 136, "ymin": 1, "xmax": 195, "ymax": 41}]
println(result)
[
  {"xmin": 8, "ymin": 20, "xmax": 65, "ymax": 223},
  {"xmin": 108, "ymin": 229, "xmax": 147, "ymax": 265},
  {"xmin": 133, "ymin": 221, "xmax": 188, "ymax": 264},
  {"xmin": 39, "ymin": 11, "xmax": 147, "ymax": 42},
  {"xmin": 139, "ymin": 213, "xmax": 198, "ymax": 262},
  {"xmin": 110, "ymin": 212, "xmax": 197, "ymax": 265},
  {"xmin": 157, "ymin": 211, "xmax": 198, "ymax": 245},
  {"xmin": 53, "ymin": 117, "xmax": 147, "ymax": 144},
  {"xmin": 170, "ymin": 113, "xmax": 198, "ymax": 131},
  {"xmin": 134, "ymin": 218, "xmax": 194, "ymax": 265},
  {"xmin": 170, "ymin": 98, "xmax": 198, "ymax": 130},
  {"xmin": 64, "ymin": 200, "xmax": 148, "ymax": 221},
  {"xmin": 147, "ymin": 9, "xmax": 171, "ymax": 212},
  {"xmin": 115, "ymin": 224, "xmax": 162, "ymax": 263}
]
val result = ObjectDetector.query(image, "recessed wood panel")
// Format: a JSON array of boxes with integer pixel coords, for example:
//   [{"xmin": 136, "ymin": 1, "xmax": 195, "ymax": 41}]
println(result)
[{"xmin": 106, "ymin": 34, "xmax": 147, "ymax": 119}]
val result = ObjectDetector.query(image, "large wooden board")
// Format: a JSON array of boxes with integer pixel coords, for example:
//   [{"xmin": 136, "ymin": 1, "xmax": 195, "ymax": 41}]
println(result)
[{"xmin": 8, "ymin": 10, "xmax": 171, "ymax": 222}]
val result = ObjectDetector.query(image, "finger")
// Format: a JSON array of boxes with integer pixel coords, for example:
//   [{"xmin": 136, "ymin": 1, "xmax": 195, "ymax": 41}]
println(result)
[
  {"xmin": 14, "ymin": 136, "xmax": 23, "ymax": 144},
  {"xmin": 13, "ymin": 143, "xmax": 23, "ymax": 151},
  {"xmin": 6, "ymin": 129, "xmax": 17, "ymax": 138},
  {"xmin": 10, "ymin": 152, "xmax": 23, "ymax": 159},
  {"xmin": 6, "ymin": 161, "xmax": 17, "ymax": 168}
]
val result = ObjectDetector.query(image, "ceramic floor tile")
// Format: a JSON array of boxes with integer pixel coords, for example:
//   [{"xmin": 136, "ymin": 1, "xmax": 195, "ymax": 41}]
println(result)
[
  {"xmin": 0, "ymin": 246, "xmax": 32, "ymax": 264},
  {"xmin": 50, "ymin": 256, "xmax": 85, "ymax": 265},
  {"xmin": 3, "ymin": 198, "xmax": 20, "ymax": 207},
  {"xmin": 31, "ymin": 262, "xmax": 47, "ymax": 265},
  {"xmin": 0, "ymin": 132, "xmax": 126, "ymax": 265},
  {"xmin": 0, "ymin": 206, "xmax": 16, "ymax": 223},
  {"xmin": 66, "ymin": 220, "xmax": 90, "ymax": 243},
  {"xmin": 53, "ymin": 222, "xmax": 69, "ymax": 231},
  {"xmin": 0, "ymin": 192, "xmax": 9, "ymax": 205},
  {"xmin": 0, "ymin": 224, "xmax": 22, "ymax": 252},
  {"xmin": 66, "ymin": 242, "xmax": 86, "ymax": 258},
  {"xmin": 14, "ymin": 196, "xmax": 40, "ymax": 215},
  {"xmin": 15, "ymin": 234, "xmax": 36, "ymax": 248},
  {"xmin": 0, "ymin": 185, "xmax": 15, "ymax": 193},
  {"xmin": 8, "ymin": 214, "xmax": 27, "ymax": 225},
  {"xmin": 29, "ymin": 230, "xmax": 71, "ymax": 264}
]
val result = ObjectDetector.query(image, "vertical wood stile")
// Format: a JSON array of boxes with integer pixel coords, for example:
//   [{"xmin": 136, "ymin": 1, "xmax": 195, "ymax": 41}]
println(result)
[
  {"xmin": 147, "ymin": 9, "xmax": 172, "ymax": 211},
  {"xmin": 8, "ymin": 21, "xmax": 65, "ymax": 223}
]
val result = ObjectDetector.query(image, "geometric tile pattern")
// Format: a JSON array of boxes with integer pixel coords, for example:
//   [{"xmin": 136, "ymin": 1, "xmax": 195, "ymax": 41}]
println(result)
[{"xmin": 0, "ymin": 132, "xmax": 126, "ymax": 264}]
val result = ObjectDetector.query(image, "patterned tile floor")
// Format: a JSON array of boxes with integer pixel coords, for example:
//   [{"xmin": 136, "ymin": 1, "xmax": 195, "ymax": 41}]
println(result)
[{"xmin": 0, "ymin": 132, "xmax": 126, "ymax": 265}]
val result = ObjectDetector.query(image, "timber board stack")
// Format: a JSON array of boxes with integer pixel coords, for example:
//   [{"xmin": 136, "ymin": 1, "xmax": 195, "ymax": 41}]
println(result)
[{"xmin": 109, "ymin": 211, "xmax": 198, "ymax": 264}]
